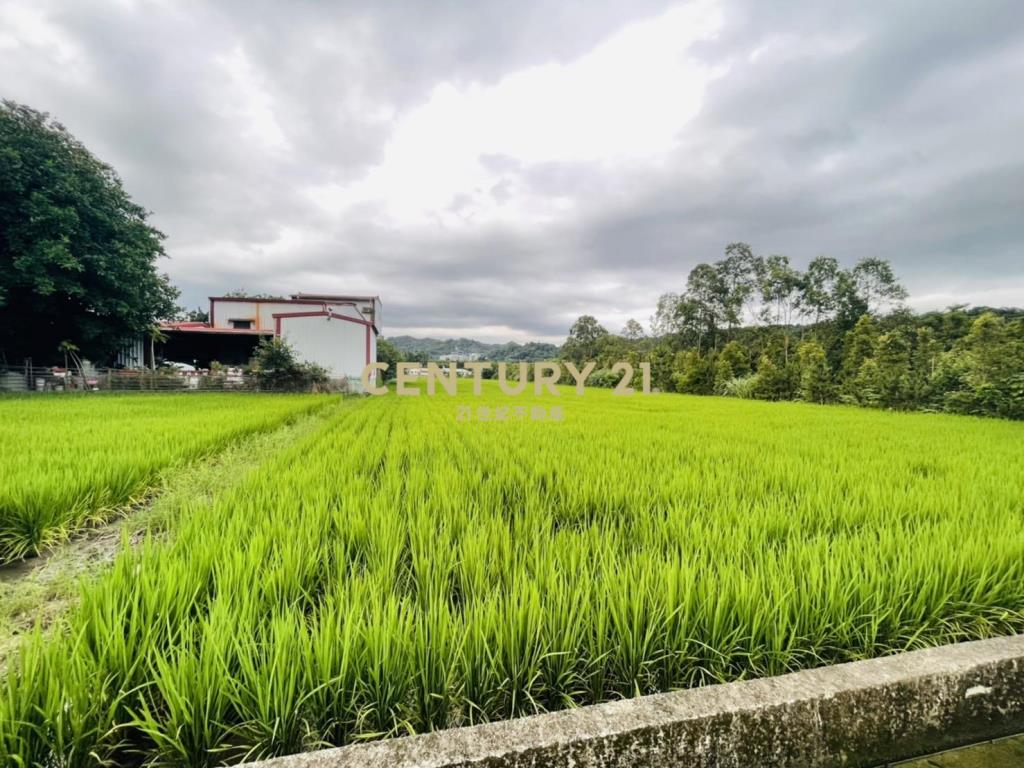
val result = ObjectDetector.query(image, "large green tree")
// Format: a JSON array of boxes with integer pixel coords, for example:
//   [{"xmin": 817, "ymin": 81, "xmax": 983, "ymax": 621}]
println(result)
[
  {"xmin": 562, "ymin": 315, "xmax": 608, "ymax": 364},
  {"xmin": 0, "ymin": 101, "xmax": 179, "ymax": 364}
]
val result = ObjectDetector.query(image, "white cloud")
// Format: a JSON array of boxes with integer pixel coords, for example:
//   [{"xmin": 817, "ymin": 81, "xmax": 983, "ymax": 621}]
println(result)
[
  {"xmin": 215, "ymin": 44, "xmax": 291, "ymax": 154},
  {"xmin": 0, "ymin": 2, "xmax": 80, "ymax": 65},
  {"xmin": 910, "ymin": 285, "xmax": 1024, "ymax": 313},
  {"xmin": 309, "ymin": 1, "xmax": 724, "ymax": 228}
]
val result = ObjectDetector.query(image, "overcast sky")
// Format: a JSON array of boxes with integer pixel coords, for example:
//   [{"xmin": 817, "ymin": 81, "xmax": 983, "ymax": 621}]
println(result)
[{"xmin": 3, "ymin": 1, "xmax": 1023, "ymax": 342}]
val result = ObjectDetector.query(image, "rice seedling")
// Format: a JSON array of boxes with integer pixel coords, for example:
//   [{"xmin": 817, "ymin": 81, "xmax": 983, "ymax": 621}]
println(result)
[
  {"xmin": 0, "ymin": 393, "xmax": 329, "ymax": 563},
  {"xmin": 1, "ymin": 383, "xmax": 1023, "ymax": 765}
]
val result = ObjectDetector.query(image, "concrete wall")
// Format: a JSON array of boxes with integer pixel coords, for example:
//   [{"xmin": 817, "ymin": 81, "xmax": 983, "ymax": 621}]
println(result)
[
  {"xmin": 210, "ymin": 300, "xmax": 322, "ymax": 332},
  {"xmin": 210, "ymin": 299, "xmax": 377, "ymax": 332},
  {"xmin": 368, "ymin": 296, "xmax": 382, "ymax": 332},
  {"xmin": 277, "ymin": 314, "xmax": 369, "ymax": 381},
  {"xmin": 207, "ymin": 299, "xmax": 378, "ymax": 385},
  {"xmin": 243, "ymin": 634, "xmax": 1024, "ymax": 768}
]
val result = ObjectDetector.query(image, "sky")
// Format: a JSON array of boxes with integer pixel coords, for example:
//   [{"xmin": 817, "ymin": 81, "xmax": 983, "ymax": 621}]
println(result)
[{"xmin": 2, "ymin": 0, "xmax": 1023, "ymax": 343}]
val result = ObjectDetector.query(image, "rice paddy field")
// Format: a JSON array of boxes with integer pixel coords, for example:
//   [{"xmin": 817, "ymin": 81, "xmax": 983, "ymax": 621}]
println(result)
[
  {"xmin": 2, "ymin": 384, "xmax": 1024, "ymax": 766},
  {"xmin": 0, "ymin": 393, "xmax": 328, "ymax": 563}
]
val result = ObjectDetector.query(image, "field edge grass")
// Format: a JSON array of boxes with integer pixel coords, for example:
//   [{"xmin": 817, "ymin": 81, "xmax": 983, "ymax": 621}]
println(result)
[{"xmin": 0, "ymin": 400, "xmax": 345, "ymax": 665}]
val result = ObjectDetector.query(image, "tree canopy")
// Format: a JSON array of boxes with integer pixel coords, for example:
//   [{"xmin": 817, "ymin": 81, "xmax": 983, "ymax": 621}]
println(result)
[
  {"xmin": 651, "ymin": 244, "xmax": 908, "ymax": 353},
  {"xmin": 562, "ymin": 246, "xmax": 1023, "ymax": 420},
  {"xmin": 0, "ymin": 101, "xmax": 179, "ymax": 364},
  {"xmin": 562, "ymin": 315, "xmax": 608, "ymax": 364}
]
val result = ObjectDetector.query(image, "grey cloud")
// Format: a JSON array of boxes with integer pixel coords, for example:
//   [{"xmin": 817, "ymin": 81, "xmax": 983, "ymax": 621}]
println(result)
[{"xmin": 2, "ymin": 0, "xmax": 1023, "ymax": 340}]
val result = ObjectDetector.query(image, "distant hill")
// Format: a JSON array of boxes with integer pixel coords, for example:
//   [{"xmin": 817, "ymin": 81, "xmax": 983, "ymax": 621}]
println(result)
[{"xmin": 386, "ymin": 336, "xmax": 561, "ymax": 362}]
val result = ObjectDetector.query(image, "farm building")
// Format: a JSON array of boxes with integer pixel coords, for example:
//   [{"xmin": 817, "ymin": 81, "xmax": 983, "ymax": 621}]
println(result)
[{"xmin": 149, "ymin": 293, "xmax": 381, "ymax": 384}]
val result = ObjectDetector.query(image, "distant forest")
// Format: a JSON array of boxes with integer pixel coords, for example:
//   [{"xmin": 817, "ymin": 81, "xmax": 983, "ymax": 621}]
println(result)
[
  {"xmin": 390, "ymin": 244, "xmax": 1023, "ymax": 421},
  {"xmin": 561, "ymin": 244, "xmax": 1023, "ymax": 420}
]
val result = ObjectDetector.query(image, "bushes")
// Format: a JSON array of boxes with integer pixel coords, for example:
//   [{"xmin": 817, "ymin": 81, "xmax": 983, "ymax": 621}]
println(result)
[
  {"xmin": 249, "ymin": 338, "xmax": 330, "ymax": 392},
  {"xmin": 714, "ymin": 342, "xmax": 751, "ymax": 394},
  {"xmin": 721, "ymin": 373, "xmax": 759, "ymax": 399},
  {"xmin": 587, "ymin": 368, "xmax": 621, "ymax": 388},
  {"xmin": 671, "ymin": 350, "xmax": 715, "ymax": 394},
  {"xmin": 937, "ymin": 314, "xmax": 1024, "ymax": 419},
  {"xmin": 653, "ymin": 311, "xmax": 1023, "ymax": 419},
  {"xmin": 796, "ymin": 340, "xmax": 833, "ymax": 404}
]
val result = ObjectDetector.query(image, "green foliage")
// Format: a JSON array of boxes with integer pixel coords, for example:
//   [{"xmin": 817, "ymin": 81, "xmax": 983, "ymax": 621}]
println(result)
[
  {"xmin": 0, "ymin": 101, "xmax": 180, "ymax": 363},
  {"xmin": 851, "ymin": 258, "xmax": 909, "ymax": 314},
  {"xmin": 560, "ymin": 286, "xmax": 1022, "ymax": 419},
  {"xmin": 587, "ymin": 368, "xmax": 622, "ymax": 388},
  {"xmin": 758, "ymin": 254, "xmax": 801, "ymax": 327},
  {"xmin": 653, "ymin": 246, "xmax": 907, "ymax": 351},
  {"xmin": 797, "ymin": 256, "xmax": 839, "ymax": 323},
  {"xmin": 2, "ymin": 386, "xmax": 1024, "ymax": 764},
  {"xmin": 671, "ymin": 350, "xmax": 714, "ymax": 394},
  {"xmin": 714, "ymin": 341, "xmax": 751, "ymax": 394},
  {"xmin": 376, "ymin": 338, "xmax": 400, "ymax": 378},
  {"xmin": 874, "ymin": 331, "xmax": 912, "ymax": 408},
  {"xmin": 796, "ymin": 340, "xmax": 832, "ymax": 404},
  {"xmin": 0, "ymin": 394, "xmax": 327, "ymax": 563},
  {"xmin": 721, "ymin": 373, "xmax": 759, "ymax": 399},
  {"xmin": 490, "ymin": 342, "xmax": 563, "ymax": 363},
  {"xmin": 849, "ymin": 359, "xmax": 882, "ymax": 407},
  {"xmin": 620, "ymin": 318, "xmax": 645, "ymax": 341},
  {"xmin": 909, "ymin": 327, "xmax": 942, "ymax": 406},
  {"xmin": 561, "ymin": 315, "xmax": 608, "ymax": 364},
  {"xmin": 648, "ymin": 345, "xmax": 677, "ymax": 392},
  {"xmin": 938, "ymin": 313, "xmax": 1024, "ymax": 420},
  {"xmin": 249, "ymin": 338, "xmax": 330, "ymax": 391},
  {"xmin": 841, "ymin": 314, "xmax": 878, "ymax": 385},
  {"xmin": 750, "ymin": 355, "xmax": 795, "ymax": 401}
]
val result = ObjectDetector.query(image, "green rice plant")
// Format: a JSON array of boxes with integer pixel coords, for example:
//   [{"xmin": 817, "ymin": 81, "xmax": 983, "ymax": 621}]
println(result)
[
  {"xmin": 226, "ymin": 612, "xmax": 318, "ymax": 763},
  {"xmin": 354, "ymin": 594, "xmax": 416, "ymax": 739},
  {"xmin": 303, "ymin": 591, "xmax": 362, "ymax": 747},
  {"xmin": 410, "ymin": 601, "xmax": 459, "ymax": 732},
  {"xmin": 131, "ymin": 612, "xmax": 237, "ymax": 767},
  {"xmin": 0, "ymin": 393, "xmax": 328, "ymax": 563},
  {"xmin": 1, "ymin": 382, "xmax": 1024, "ymax": 765}
]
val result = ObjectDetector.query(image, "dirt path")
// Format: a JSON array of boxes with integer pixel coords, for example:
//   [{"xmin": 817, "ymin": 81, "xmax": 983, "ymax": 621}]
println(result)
[
  {"xmin": 0, "ymin": 403, "xmax": 340, "ymax": 664},
  {"xmin": 0, "ymin": 497, "xmax": 151, "ymax": 585}
]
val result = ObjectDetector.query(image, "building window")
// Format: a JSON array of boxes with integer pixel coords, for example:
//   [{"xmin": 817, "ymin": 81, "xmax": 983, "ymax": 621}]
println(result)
[{"xmin": 230, "ymin": 319, "xmax": 253, "ymax": 329}]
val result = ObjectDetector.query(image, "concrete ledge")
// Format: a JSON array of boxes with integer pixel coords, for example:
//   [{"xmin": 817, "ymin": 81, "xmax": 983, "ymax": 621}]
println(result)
[{"xmin": 245, "ymin": 634, "xmax": 1024, "ymax": 768}]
